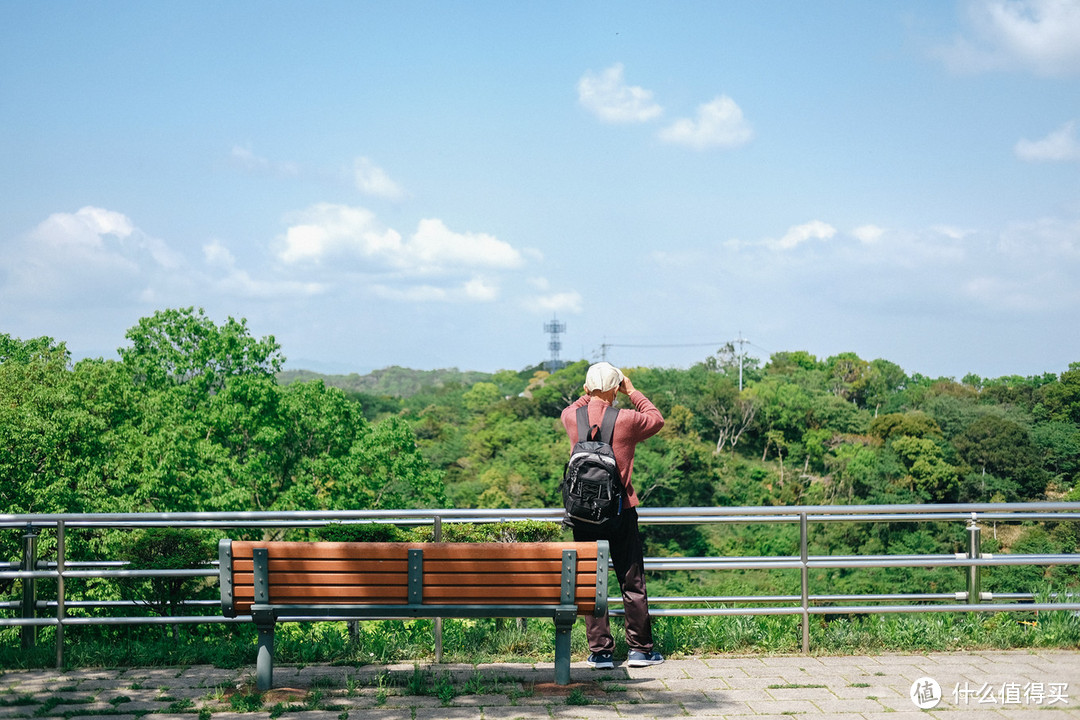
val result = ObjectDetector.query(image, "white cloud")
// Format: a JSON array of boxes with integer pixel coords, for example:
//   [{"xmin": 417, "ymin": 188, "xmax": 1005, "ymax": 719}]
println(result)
[
  {"xmin": 463, "ymin": 276, "xmax": 499, "ymax": 301},
  {"xmin": 962, "ymin": 275, "xmax": 1052, "ymax": 311},
  {"xmin": 767, "ymin": 220, "xmax": 837, "ymax": 250},
  {"xmin": 931, "ymin": 224, "xmax": 974, "ymax": 241},
  {"xmin": 371, "ymin": 284, "xmax": 448, "ymax": 302},
  {"xmin": 277, "ymin": 204, "xmax": 524, "ymax": 274},
  {"xmin": 998, "ymin": 216, "xmax": 1080, "ymax": 256},
  {"xmin": 203, "ymin": 239, "xmax": 236, "ymax": 268},
  {"xmin": 212, "ymin": 268, "xmax": 326, "ymax": 299},
  {"xmin": 1015, "ymin": 120, "xmax": 1080, "ymax": 161},
  {"xmin": 853, "ymin": 224, "xmax": 886, "ymax": 244},
  {"xmin": 354, "ymin": 156, "xmax": 405, "ymax": 199},
  {"xmin": 230, "ymin": 145, "xmax": 300, "ymax": 176},
  {"xmin": 937, "ymin": 0, "xmax": 1080, "ymax": 76},
  {"xmin": 410, "ymin": 218, "xmax": 523, "ymax": 271},
  {"xmin": 203, "ymin": 239, "xmax": 325, "ymax": 299},
  {"xmin": 577, "ymin": 63, "xmax": 663, "ymax": 123},
  {"xmin": 369, "ymin": 278, "xmax": 501, "ymax": 303},
  {"xmin": 16, "ymin": 207, "xmax": 183, "ymax": 296},
  {"xmin": 278, "ymin": 204, "xmax": 402, "ymax": 265},
  {"xmin": 530, "ymin": 291, "xmax": 583, "ymax": 314},
  {"xmin": 658, "ymin": 96, "xmax": 753, "ymax": 150}
]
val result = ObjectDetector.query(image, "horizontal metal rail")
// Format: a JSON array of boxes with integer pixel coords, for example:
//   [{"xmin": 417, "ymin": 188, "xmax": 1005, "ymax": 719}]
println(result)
[
  {"xmin": 2, "ymin": 501, "xmax": 1079, "ymax": 526},
  {"xmin": 2, "ymin": 503, "xmax": 1078, "ymax": 665}
]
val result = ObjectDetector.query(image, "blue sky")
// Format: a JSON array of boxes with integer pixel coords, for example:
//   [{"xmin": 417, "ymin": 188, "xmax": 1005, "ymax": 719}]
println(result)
[{"xmin": 2, "ymin": 1, "xmax": 1079, "ymax": 379}]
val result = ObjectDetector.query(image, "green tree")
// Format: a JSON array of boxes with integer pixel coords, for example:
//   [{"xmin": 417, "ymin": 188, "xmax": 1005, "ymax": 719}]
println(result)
[
  {"xmin": 119, "ymin": 307, "xmax": 283, "ymax": 396},
  {"xmin": 825, "ymin": 351, "xmax": 870, "ymax": 403},
  {"xmin": 1031, "ymin": 421, "xmax": 1080, "ymax": 489},
  {"xmin": 889, "ymin": 436, "xmax": 959, "ymax": 502},
  {"xmin": 1036, "ymin": 365, "xmax": 1080, "ymax": 424},
  {"xmin": 953, "ymin": 414, "xmax": 1049, "ymax": 500},
  {"xmin": 869, "ymin": 411, "xmax": 942, "ymax": 442}
]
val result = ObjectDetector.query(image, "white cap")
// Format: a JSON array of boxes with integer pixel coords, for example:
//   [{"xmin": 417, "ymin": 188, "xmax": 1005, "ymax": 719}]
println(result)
[{"xmin": 584, "ymin": 362, "xmax": 624, "ymax": 393}]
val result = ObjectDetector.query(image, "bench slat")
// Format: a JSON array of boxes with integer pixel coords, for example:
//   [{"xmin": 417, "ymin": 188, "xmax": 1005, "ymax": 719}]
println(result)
[
  {"xmin": 235, "ymin": 558, "xmax": 582, "ymax": 573},
  {"xmin": 230, "ymin": 541, "xmax": 600, "ymax": 561},
  {"xmin": 235, "ymin": 559, "xmax": 409, "ymax": 573},
  {"xmin": 233, "ymin": 584, "xmax": 598, "ymax": 602}
]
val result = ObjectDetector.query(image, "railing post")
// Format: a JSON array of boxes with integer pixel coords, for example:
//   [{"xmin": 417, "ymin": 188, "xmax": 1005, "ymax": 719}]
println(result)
[
  {"xmin": 433, "ymin": 515, "xmax": 443, "ymax": 664},
  {"xmin": 966, "ymin": 513, "xmax": 981, "ymax": 605},
  {"xmin": 21, "ymin": 524, "xmax": 39, "ymax": 650},
  {"xmin": 800, "ymin": 512, "xmax": 809, "ymax": 653},
  {"xmin": 55, "ymin": 521, "xmax": 65, "ymax": 669}
]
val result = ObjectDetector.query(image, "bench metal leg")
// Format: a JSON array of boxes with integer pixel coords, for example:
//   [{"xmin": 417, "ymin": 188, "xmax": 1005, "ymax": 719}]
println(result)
[
  {"xmin": 554, "ymin": 618, "xmax": 573, "ymax": 685},
  {"xmin": 256, "ymin": 623, "xmax": 275, "ymax": 690}
]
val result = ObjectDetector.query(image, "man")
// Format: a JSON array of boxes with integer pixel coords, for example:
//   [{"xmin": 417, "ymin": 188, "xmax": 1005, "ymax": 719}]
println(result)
[{"xmin": 560, "ymin": 361, "xmax": 665, "ymax": 669}]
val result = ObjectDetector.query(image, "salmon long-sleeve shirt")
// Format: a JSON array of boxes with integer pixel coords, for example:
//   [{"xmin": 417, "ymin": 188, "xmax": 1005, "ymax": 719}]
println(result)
[{"xmin": 560, "ymin": 391, "xmax": 665, "ymax": 508}]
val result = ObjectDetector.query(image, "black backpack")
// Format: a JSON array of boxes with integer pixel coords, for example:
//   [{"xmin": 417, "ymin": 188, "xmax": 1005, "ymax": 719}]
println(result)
[{"xmin": 561, "ymin": 405, "xmax": 624, "ymax": 531}]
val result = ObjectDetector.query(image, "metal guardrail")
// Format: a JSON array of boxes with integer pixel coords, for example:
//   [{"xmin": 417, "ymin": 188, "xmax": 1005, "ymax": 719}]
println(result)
[{"xmin": 2, "ymin": 502, "xmax": 1079, "ymax": 667}]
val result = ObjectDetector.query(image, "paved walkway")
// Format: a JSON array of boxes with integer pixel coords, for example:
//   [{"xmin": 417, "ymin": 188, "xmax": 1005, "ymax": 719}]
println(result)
[{"xmin": 0, "ymin": 650, "xmax": 1077, "ymax": 719}]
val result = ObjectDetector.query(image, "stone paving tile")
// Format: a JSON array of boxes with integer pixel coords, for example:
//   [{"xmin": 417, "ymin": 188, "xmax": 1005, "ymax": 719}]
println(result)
[
  {"xmin": 415, "ymin": 708, "xmax": 486, "ymax": 720},
  {"xmin": 0, "ymin": 708, "xmax": 33, "ymax": 719},
  {"xmin": 452, "ymin": 693, "xmax": 513, "ymax": 707},
  {"xmin": 994, "ymin": 711, "xmax": 1080, "ymax": 719},
  {"xmin": 479, "ymin": 707, "xmax": 552, "ymax": 720},
  {"xmin": 763, "ymin": 686, "xmax": 839, "ymax": 702},
  {"xmin": 759, "ymin": 655, "xmax": 827, "ymax": 668},
  {"xmin": 611, "ymin": 701, "xmax": 687, "ymax": 716},
  {"xmin": 681, "ymin": 698, "xmax": 755, "ymax": 716},
  {"xmin": 745, "ymin": 698, "xmax": 822, "ymax": 715},
  {"xmin": 813, "ymin": 697, "xmax": 889, "ymax": 714},
  {"xmin": 717, "ymin": 675, "xmax": 791, "ymax": 689},
  {"xmin": 334, "ymin": 710, "xmax": 416, "ymax": 720},
  {"xmin": 703, "ymin": 688, "xmax": 773, "ymax": 703},
  {"xmin": 738, "ymin": 663, "xmax": 795, "ymax": 677},
  {"xmin": 278, "ymin": 711, "xmax": 343, "ymax": 720},
  {"xmin": 662, "ymin": 677, "xmax": 725, "ymax": 694},
  {"xmin": 829, "ymin": 683, "xmax": 899, "ymax": 700},
  {"xmin": 549, "ymin": 704, "xmax": 622, "ymax": 718},
  {"xmin": 700, "ymin": 656, "xmax": 757, "ymax": 668}
]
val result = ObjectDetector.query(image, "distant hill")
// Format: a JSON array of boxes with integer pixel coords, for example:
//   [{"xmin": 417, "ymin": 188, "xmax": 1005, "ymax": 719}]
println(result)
[{"xmin": 277, "ymin": 366, "xmax": 493, "ymax": 397}]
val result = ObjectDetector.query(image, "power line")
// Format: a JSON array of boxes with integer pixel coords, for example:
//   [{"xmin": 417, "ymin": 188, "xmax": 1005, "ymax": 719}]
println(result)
[{"xmin": 598, "ymin": 341, "xmax": 728, "ymax": 361}]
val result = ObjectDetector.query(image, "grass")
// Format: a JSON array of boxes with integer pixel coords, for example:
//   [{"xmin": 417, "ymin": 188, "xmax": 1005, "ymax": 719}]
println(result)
[{"xmin": 2, "ymin": 604, "xmax": 1079, "ymax": 672}]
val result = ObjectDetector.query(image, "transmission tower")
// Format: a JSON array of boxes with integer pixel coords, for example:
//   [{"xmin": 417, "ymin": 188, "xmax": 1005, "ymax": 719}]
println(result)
[{"xmin": 544, "ymin": 317, "xmax": 566, "ymax": 371}]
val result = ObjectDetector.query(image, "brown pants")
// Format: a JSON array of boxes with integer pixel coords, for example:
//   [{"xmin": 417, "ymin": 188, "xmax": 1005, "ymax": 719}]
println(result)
[{"xmin": 572, "ymin": 507, "xmax": 654, "ymax": 654}]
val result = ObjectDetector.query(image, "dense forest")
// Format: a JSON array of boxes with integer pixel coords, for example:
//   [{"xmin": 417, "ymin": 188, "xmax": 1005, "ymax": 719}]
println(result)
[{"xmin": 3, "ymin": 307, "xmax": 1079, "ymax": 600}]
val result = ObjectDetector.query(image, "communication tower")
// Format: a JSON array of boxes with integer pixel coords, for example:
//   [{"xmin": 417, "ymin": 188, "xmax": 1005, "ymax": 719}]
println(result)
[{"xmin": 544, "ymin": 317, "xmax": 566, "ymax": 371}]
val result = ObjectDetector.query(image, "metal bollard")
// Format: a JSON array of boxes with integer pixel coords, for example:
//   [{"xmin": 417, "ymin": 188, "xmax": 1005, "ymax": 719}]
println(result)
[
  {"xmin": 966, "ymin": 515, "xmax": 981, "ymax": 605},
  {"xmin": 21, "ymin": 524, "xmax": 40, "ymax": 649}
]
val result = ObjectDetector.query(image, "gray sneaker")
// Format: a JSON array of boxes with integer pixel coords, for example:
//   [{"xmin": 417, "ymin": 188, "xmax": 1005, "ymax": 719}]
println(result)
[
  {"xmin": 627, "ymin": 650, "xmax": 664, "ymax": 667},
  {"xmin": 587, "ymin": 652, "xmax": 614, "ymax": 669}
]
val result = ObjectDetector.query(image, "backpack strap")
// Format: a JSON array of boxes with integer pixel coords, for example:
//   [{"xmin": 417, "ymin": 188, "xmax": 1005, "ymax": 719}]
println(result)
[
  {"xmin": 576, "ymin": 405, "xmax": 591, "ymax": 443},
  {"xmin": 576, "ymin": 404, "xmax": 620, "ymax": 443},
  {"xmin": 598, "ymin": 406, "xmax": 619, "ymax": 444}
]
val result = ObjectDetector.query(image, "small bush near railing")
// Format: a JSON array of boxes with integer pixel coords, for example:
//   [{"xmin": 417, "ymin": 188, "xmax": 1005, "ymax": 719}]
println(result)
[
  {"xmin": 117, "ymin": 527, "xmax": 217, "ymax": 630},
  {"xmin": 311, "ymin": 520, "xmax": 563, "ymax": 544},
  {"xmin": 312, "ymin": 523, "xmax": 417, "ymax": 543}
]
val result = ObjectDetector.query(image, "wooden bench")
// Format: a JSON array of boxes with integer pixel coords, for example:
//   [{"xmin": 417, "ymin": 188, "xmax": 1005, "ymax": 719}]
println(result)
[{"xmin": 218, "ymin": 539, "xmax": 610, "ymax": 689}]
